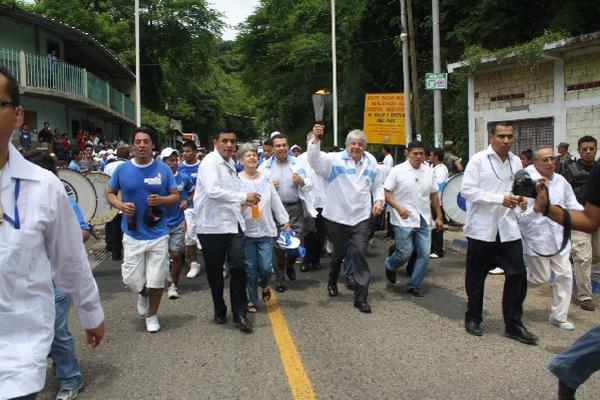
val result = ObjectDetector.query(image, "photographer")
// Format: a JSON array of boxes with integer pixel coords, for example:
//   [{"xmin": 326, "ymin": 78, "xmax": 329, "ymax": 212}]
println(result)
[
  {"xmin": 460, "ymin": 121, "xmax": 537, "ymax": 344},
  {"xmin": 533, "ymin": 161, "xmax": 600, "ymax": 400},
  {"xmin": 517, "ymin": 146, "xmax": 581, "ymax": 331}
]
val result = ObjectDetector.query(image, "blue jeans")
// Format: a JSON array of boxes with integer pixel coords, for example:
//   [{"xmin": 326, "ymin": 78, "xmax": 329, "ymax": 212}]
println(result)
[
  {"xmin": 244, "ymin": 237, "xmax": 273, "ymax": 305},
  {"xmin": 548, "ymin": 325, "xmax": 600, "ymax": 389},
  {"xmin": 50, "ymin": 288, "xmax": 82, "ymax": 390},
  {"xmin": 385, "ymin": 217, "xmax": 431, "ymax": 289},
  {"xmin": 342, "ymin": 245, "xmax": 355, "ymax": 282}
]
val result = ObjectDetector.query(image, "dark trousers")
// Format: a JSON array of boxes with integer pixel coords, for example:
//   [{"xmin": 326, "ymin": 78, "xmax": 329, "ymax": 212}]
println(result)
[
  {"xmin": 304, "ymin": 207, "xmax": 326, "ymax": 264},
  {"xmin": 198, "ymin": 229, "xmax": 247, "ymax": 317},
  {"xmin": 274, "ymin": 202, "xmax": 304, "ymax": 285},
  {"xmin": 106, "ymin": 214, "xmax": 123, "ymax": 257},
  {"xmin": 431, "ymin": 228, "xmax": 443, "ymax": 256},
  {"xmin": 465, "ymin": 236, "xmax": 527, "ymax": 328},
  {"xmin": 325, "ymin": 218, "xmax": 371, "ymax": 301}
]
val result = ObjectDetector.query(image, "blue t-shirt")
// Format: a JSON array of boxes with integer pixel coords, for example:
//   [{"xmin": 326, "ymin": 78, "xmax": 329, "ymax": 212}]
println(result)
[
  {"xmin": 68, "ymin": 160, "xmax": 81, "ymax": 171},
  {"xmin": 178, "ymin": 161, "xmax": 199, "ymax": 207},
  {"xmin": 109, "ymin": 160, "xmax": 177, "ymax": 240},
  {"xmin": 165, "ymin": 171, "xmax": 194, "ymax": 227},
  {"xmin": 68, "ymin": 197, "xmax": 90, "ymax": 231}
]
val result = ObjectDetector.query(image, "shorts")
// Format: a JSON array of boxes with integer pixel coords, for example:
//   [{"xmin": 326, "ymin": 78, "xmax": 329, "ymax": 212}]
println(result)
[
  {"xmin": 184, "ymin": 208, "xmax": 197, "ymax": 246},
  {"xmin": 122, "ymin": 234, "xmax": 169, "ymax": 292},
  {"xmin": 169, "ymin": 220, "xmax": 185, "ymax": 253}
]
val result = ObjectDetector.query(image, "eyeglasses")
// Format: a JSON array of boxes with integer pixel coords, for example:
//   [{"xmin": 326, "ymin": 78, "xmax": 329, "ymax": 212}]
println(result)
[{"xmin": 0, "ymin": 101, "xmax": 14, "ymax": 108}]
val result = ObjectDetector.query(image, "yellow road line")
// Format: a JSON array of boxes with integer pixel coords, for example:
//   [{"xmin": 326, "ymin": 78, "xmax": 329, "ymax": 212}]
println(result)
[{"xmin": 266, "ymin": 291, "xmax": 317, "ymax": 400}]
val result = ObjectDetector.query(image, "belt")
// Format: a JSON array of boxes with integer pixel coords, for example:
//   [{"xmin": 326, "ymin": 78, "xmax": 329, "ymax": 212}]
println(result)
[{"xmin": 282, "ymin": 201, "xmax": 301, "ymax": 207}]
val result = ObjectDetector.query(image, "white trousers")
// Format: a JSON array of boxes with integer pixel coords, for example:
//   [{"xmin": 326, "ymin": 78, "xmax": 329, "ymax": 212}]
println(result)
[
  {"xmin": 571, "ymin": 228, "xmax": 600, "ymax": 301},
  {"xmin": 525, "ymin": 253, "xmax": 572, "ymax": 322}
]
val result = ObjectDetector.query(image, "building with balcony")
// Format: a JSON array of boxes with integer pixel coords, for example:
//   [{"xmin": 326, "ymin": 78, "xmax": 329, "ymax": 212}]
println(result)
[
  {"xmin": 448, "ymin": 32, "xmax": 600, "ymax": 157},
  {"xmin": 0, "ymin": 5, "xmax": 136, "ymax": 143}
]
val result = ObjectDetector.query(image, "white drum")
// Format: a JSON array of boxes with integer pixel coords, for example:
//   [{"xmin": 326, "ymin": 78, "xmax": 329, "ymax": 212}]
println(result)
[
  {"xmin": 441, "ymin": 173, "xmax": 467, "ymax": 225},
  {"xmin": 86, "ymin": 172, "xmax": 119, "ymax": 226},
  {"xmin": 58, "ymin": 168, "xmax": 97, "ymax": 222}
]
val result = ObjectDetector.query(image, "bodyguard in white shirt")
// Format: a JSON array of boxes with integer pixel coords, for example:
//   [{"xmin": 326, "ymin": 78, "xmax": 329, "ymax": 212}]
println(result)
[
  {"xmin": 308, "ymin": 129, "xmax": 384, "ymax": 313},
  {"xmin": 194, "ymin": 129, "xmax": 261, "ymax": 333},
  {"xmin": 0, "ymin": 67, "xmax": 104, "ymax": 399},
  {"xmin": 383, "ymin": 140, "xmax": 443, "ymax": 297},
  {"xmin": 518, "ymin": 146, "xmax": 582, "ymax": 331},
  {"xmin": 461, "ymin": 121, "xmax": 538, "ymax": 345},
  {"xmin": 429, "ymin": 147, "xmax": 449, "ymax": 258}
]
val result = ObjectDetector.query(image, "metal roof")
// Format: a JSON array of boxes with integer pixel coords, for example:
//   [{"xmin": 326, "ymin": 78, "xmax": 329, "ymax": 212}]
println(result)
[
  {"xmin": 0, "ymin": 5, "xmax": 135, "ymax": 81},
  {"xmin": 448, "ymin": 31, "xmax": 600, "ymax": 74}
]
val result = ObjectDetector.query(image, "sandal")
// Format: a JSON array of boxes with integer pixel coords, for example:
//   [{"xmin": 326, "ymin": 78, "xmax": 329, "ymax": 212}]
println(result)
[
  {"xmin": 262, "ymin": 288, "xmax": 272, "ymax": 303},
  {"xmin": 247, "ymin": 303, "xmax": 257, "ymax": 313}
]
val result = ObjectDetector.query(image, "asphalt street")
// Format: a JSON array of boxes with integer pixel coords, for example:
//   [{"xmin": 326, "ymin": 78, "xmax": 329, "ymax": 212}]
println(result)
[{"xmin": 40, "ymin": 235, "xmax": 600, "ymax": 400}]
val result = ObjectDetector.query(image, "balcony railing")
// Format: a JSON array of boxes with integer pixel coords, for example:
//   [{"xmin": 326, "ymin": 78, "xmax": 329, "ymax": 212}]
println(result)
[{"xmin": 0, "ymin": 48, "xmax": 135, "ymax": 122}]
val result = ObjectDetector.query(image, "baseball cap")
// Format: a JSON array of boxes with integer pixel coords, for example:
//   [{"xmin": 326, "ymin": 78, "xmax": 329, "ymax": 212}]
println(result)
[{"xmin": 159, "ymin": 147, "xmax": 179, "ymax": 160}]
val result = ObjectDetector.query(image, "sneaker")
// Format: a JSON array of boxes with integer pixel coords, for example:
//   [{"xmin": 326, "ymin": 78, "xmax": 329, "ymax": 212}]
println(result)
[
  {"xmin": 549, "ymin": 317, "xmax": 575, "ymax": 331},
  {"xmin": 137, "ymin": 294, "xmax": 149, "ymax": 317},
  {"xmin": 167, "ymin": 284, "xmax": 179, "ymax": 299},
  {"xmin": 55, "ymin": 383, "xmax": 83, "ymax": 400},
  {"xmin": 489, "ymin": 267, "xmax": 504, "ymax": 275},
  {"xmin": 146, "ymin": 315, "xmax": 160, "ymax": 333},
  {"xmin": 430, "ymin": 253, "xmax": 439, "ymax": 259},
  {"xmin": 186, "ymin": 262, "xmax": 200, "ymax": 278}
]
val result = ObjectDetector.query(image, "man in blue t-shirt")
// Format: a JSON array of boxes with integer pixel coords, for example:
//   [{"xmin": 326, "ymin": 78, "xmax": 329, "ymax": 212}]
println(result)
[
  {"xmin": 178, "ymin": 140, "xmax": 202, "ymax": 278},
  {"xmin": 107, "ymin": 126, "xmax": 178, "ymax": 333},
  {"xmin": 161, "ymin": 147, "xmax": 194, "ymax": 299}
]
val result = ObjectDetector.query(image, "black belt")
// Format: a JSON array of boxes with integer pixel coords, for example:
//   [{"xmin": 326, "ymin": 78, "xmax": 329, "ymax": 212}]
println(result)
[{"xmin": 283, "ymin": 201, "xmax": 301, "ymax": 207}]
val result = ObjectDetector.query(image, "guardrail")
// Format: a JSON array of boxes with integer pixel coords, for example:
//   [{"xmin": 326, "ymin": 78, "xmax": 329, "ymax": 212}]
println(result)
[{"xmin": 0, "ymin": 48, "xmax": 134, "ymax": 121}]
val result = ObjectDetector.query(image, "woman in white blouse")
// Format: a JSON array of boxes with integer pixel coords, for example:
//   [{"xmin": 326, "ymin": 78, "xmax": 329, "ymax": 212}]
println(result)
[{"xmin": 238, "ymin": 143, "xmax": 289, "ymax": 311}]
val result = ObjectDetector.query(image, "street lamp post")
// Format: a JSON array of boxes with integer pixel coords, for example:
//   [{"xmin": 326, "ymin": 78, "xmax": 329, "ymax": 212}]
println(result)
[
  {"xmin": 135, "ymin": 0, "xmax": 141, "ymax": 126},
  {"xmin": 331, "ymin": 0, "xmax": 338, "ymax": 147}
]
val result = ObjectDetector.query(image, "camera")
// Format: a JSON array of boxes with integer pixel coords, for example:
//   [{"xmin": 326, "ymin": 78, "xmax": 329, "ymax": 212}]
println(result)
[{"xmin": 512, "ymin": 170, "xmax": 538, "ymax": 198}]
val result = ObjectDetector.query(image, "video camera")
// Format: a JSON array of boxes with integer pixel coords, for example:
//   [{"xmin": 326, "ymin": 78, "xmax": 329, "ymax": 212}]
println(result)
[{"xmin": 512, "ymin": 170, "xmax": 545, "ymax": 198}]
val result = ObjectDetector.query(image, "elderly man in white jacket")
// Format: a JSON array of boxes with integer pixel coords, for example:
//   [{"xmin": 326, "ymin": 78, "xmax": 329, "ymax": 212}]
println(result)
[
  {"xmin": 0, "ymin": 67, "xmax": 105, "ymax": 399},
  {"xmin": 308, "ymin": 129, "xmax": 384, "ymax": 313},
  {"xmin": 518, "ymin": 145, "xmax": 582, "ymax": 331}
]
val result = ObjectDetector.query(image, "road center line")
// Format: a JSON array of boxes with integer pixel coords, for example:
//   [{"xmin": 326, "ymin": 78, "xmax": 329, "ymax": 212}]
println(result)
[{"xmin": 266, "ymin": 291, "xmax": 317, "ymax": 400}]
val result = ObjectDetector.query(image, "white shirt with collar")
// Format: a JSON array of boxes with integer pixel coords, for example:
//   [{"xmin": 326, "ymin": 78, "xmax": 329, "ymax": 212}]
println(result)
[
  {"xmin": 384, "ymin": 160, "xmax": 438, "ymax": 228},
  {"xmin": 383, "ymin": 153, "xmax": 394, "ymax": 169},
  {"xmin": 431, "ymin": 163, "xmax": 449, "ymax": 187},
  {"xmin": 194, "ymin": 149, "xmax": 247, "ymax": 234},
  {"xmin": 461, "ymin": 145, "xmax": 523, "ymax": 242},
  {"xmin": 518, "ymin": 165, "xmax": 583, "ymax": 256},
  {"xmin": 307, "ymin": 141, "xmax": 384, "ymax": 226},
  {"xmin": 297, "ymin": 152, "xmax": 327, "ymax": 209},
  {"xmin": 0, "ymin": 144, "xmax": 104, "ymax": 398}
]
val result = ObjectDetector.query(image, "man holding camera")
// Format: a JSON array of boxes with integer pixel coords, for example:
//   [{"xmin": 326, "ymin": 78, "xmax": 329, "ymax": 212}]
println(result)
[
  {"xmin": 518, "ymin": 146, "xmax": 581, "ymax": 330},
  {"xmin": 461, "ymin": 121, "xmax": 537, "ymax": 344},
  {"xmin": 107, "ymin": 126, "xmax": 179, "ymax": 333}
]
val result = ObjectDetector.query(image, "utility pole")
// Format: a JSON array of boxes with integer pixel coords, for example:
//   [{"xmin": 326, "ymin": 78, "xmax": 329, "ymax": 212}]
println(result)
[
  {"xmin": 399, "ymin": 0, "xmax": 411, "ymax": 144},
  {"xmin": 331, "ymin": 0, "xmax": 338, "ymax": 147},
  {"xmin": 406, "ymin": 0, "xmax": 421, "ymax": 136},
  {"xmin": 432, "ymin": 0, "xmax": 443, "ymax": 147},
  {"xmin": 134, "ymin": 0, "xmax": 141, "ymax": 126}
]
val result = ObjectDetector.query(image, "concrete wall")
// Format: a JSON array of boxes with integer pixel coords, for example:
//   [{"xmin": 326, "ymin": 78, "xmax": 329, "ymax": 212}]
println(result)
[{"xmin": 0, "ymin": 19, "xmax": 36, "ymax": 53}]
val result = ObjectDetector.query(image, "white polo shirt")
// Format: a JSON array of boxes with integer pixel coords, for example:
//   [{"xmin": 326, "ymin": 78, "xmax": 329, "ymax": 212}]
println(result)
[{"xmin": 384, "ymin": 160, "xmax": 438, "ymax": 228}]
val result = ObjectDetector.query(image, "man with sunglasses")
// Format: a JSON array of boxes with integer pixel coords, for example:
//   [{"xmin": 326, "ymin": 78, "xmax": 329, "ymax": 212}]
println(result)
[{"xmin": 460, "ymin": 121, "xmax": 537, "ymax": 344}]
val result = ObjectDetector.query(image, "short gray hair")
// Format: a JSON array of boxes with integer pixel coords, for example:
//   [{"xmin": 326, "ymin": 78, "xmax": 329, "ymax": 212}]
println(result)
[
  {"xmin": 345, "ymin": 129, "xmax": 367, "ymax": 147},
  {"xmin": 534, "ymin": 145, "xmax": 553, "ymax": 159},
  {"xmin": 237, "ymin": 142, "xmax": 258, "ymax": 160}
]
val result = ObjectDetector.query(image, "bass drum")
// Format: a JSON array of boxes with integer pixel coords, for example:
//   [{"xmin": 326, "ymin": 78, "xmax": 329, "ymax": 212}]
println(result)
[
  {"xmin": 441, "ymin": 172, "xmax": 467, "ymax": 225},
  {"xmin": 58, "ymin": 168, "xmax": 97, "ymax": 222},
  {"xmin": 86, "ymin": 172, "xmax": 119, "ymax": 226}
]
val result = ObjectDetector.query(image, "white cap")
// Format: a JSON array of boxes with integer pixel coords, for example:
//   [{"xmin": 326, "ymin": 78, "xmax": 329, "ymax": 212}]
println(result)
[
  {"xmin": 290, "ymin": 144, "xmax": 301, "ymax": 152},
  {"xmin": 159, "ymin": 147, "xmax": 179, "ymax": 160},
  {"xmin": 270, "ymin": 131, "xmax": 281, "ymax": 138},
  {"xmin": 99, "ymin": 150, "xmax": 107, "ymax": 156}
]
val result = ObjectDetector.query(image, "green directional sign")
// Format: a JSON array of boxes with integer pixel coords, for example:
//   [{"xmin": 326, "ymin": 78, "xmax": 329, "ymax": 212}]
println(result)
[{"xmin": 425, "ymin": 73, "xmax": 448, "ymax": 90}]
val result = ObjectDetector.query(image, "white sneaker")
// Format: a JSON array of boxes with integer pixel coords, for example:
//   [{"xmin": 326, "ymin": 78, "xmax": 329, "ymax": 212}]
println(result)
[
  {"xmin": 186, "ymin": 262, "xmax": 200, "ymax": 278},
  {"xmin": 549, "ymin": 317, "xmax": 575, "ymax": 330},
  {"xmin": 137, "ymin": 294, "xmax": 149, "ymax": 317},
  {"xmin": 489, "ymin": 267, "xmax": 504, "ymax": 275},
  {"xmin": 146, "ymin": 315, "xmax": 160, "ymax": 333},
  {"xmin": 430, "ymin": 253, "xmax": 439, "ymax": 259},
  {"xmin": 167, "ymin": 284, "xmax": 179, "ymax": 299}
]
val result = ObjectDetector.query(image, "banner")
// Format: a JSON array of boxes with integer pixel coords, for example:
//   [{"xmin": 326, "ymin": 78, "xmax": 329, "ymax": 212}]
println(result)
[{"xmin": 362, "ymin": 93, "xmax": 406, "ymax": 145}]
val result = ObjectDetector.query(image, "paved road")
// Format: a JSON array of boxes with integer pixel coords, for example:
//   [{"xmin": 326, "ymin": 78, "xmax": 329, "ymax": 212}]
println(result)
[{"xmin": 40, "ymin": 236, "xmax": 600, "ymax": 399}]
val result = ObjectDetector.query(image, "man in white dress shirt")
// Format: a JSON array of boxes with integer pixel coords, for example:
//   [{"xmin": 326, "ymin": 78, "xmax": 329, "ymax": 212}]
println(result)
[
  {"xmin": 308, "ymin": 129, "xmax": 384, "ymax": 313},
  {"xmin": 0, "ymin": 66, "xmax": 104, "ymax": 399},
  {"xmin": 384, "ymin": 140, "xmax": 443, "ymax": 297},
  {"xmin": 518, "ymin": 146, "xmax": 581, "ymax": 331},
  {"xmin": 194, "ymin": 129, "xmax": 261, "ymax": 333},
  {"xmin": 429, "ymin": 147, "xmax": 448, "ymax": 258},
  {"xmin": 461, "ymin": 121, "xmax": 538, "ymax": 344}
]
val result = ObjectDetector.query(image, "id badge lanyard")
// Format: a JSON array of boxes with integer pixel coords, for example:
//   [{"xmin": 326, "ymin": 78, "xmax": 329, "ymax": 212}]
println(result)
[{"xmin": 1, "ymin": 179, "xmax": 21, "ymax": 229}]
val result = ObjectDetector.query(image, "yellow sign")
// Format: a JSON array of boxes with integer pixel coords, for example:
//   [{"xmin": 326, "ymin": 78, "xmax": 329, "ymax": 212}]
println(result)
[{"xmin": 362, "ymin": 93, "xmax": 406, "ymax": 145}]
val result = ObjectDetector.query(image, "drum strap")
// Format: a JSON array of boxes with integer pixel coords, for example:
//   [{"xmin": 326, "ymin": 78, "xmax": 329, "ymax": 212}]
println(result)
[{"xmin": 519, "ymin": 204, "xmax": 571, "ymax": 258}]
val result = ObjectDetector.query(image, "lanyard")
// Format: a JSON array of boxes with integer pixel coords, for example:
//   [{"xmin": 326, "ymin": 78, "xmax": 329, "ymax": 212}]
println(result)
[{"xmin": 2, "ymin": 179, "xmax": 21, "ymax": 230}]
